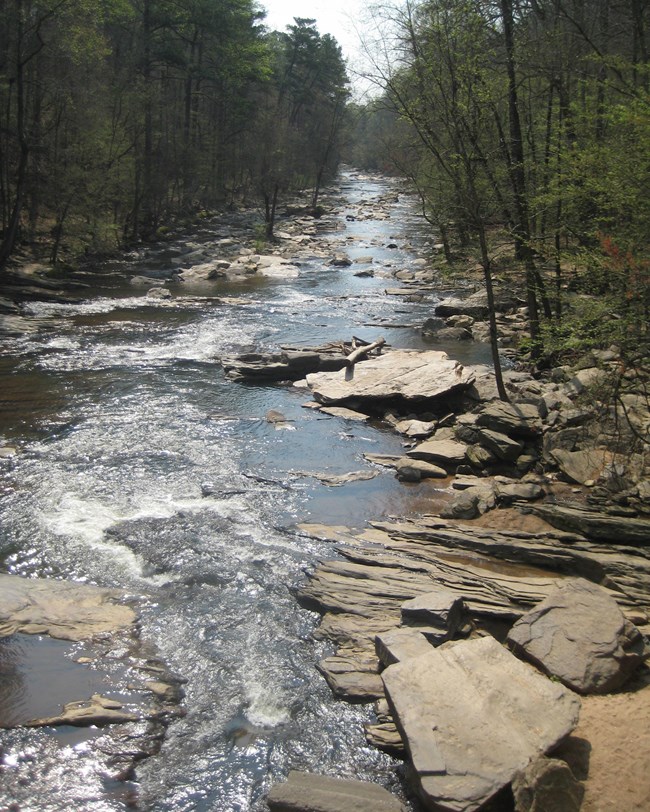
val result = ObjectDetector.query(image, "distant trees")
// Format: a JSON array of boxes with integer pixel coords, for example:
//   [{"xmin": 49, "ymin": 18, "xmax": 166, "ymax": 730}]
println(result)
[
  {"xmin": 0, "ymin": 7, "xmax": 349, "ymax": 267},
  {"xmin": 256, "ymin": 19, "xmax": 350, "ymax": 239},
  {"xmin": 355, "ymin": 0, "xmax": 649, "ymax": 369}
]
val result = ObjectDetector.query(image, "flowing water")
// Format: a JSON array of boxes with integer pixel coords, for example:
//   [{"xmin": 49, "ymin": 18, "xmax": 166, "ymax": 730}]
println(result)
[{"xmin": 0, "ymin": 172, "xmax": 492, "ymax": 811}]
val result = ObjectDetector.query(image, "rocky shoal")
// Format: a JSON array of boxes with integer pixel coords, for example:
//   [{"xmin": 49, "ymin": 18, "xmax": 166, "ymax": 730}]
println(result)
[{"xmin": 0, "ymin": 574, "xmax": 185, "ymax": 780}]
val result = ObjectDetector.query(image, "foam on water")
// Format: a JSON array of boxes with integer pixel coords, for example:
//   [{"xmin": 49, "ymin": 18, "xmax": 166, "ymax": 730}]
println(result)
[{"xmin": 0, "ymin": 171, "xmax": 440, "ymax": 811}]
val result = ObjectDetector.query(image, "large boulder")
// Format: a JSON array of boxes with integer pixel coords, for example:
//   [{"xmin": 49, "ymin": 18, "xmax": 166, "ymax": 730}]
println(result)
[
  {"xmin": 549, "ymin": 447, "xmax": 612, "ymax": 485},
  {"xmin": 306, "ymin": 351, "xmax": 475, "ymax": 407},
  {"xmin": 267, "ymin": 771, "xmax": 406, "ymax": 812},
  {"xmin": 382, "ymin": 636, "xmax": 581, "ymax": 812},
  {"xmin": 475, "ymin": 402, "xmax": 543, "ymax": 437},
  {"xmin": 507, "ymin": 578, "xmax": 648, "ymax": 694},
  {"xmin": 473, "ymin": 427, "xmax": 524, "ymax": 462}
]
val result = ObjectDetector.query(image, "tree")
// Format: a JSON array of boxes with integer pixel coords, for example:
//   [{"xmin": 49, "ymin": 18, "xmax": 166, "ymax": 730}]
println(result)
[{"xmin": 254, "ymin": 18, "xmax": 349, "ymax": 240}]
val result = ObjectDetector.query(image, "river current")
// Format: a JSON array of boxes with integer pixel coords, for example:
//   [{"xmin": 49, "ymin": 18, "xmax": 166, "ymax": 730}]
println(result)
[{"xmin": 0, "ymin": 172, "xmax": 490, "ymax": 811}]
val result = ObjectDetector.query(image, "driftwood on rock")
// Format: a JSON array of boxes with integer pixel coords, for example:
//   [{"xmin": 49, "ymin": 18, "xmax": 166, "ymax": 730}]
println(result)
[
  {"xmin": 221, "ymin": 339, "xmax": 384, "ymax": 382},
  {"xmin": 345, "ymin": 336, "xmax": 385, "ymax": 366},
  {"xmin": 306, "ymin": 350, "xmax": 475, "ymax": 408}
]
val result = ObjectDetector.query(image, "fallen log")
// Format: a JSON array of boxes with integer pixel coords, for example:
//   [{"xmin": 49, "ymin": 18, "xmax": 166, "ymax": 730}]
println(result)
[{"xmin": 346, "ymin": 336, "xmax": 385, "ymax": 366}]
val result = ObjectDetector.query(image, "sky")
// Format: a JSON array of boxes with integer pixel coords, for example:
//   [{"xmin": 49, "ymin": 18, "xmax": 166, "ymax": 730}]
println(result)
[{"xmin": 259, "ymin": 0, "xmax": 374, "ymax": 93}]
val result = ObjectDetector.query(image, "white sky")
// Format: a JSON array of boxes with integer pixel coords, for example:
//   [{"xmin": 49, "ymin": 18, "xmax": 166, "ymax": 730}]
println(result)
[{"xmin": 259, "ymin": 0, "xmax": 369, "ymax": 80}]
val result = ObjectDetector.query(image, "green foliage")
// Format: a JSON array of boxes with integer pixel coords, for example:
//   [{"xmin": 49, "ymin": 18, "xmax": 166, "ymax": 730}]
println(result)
[{"xmin": 0, "ymin": 0, "xmax": 289, "ymax": 264}]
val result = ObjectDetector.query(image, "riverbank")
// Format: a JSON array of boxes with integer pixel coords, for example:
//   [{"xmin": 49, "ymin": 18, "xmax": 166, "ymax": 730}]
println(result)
[{"xmin": 0, "ymin": 169, "xmax": 648, "ymax": 811}]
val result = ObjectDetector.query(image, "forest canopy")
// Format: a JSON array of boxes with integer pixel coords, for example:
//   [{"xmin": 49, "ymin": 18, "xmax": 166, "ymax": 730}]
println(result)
[
  {"xmin": 0, "ymin": 3, "xmax": 349, "ymax": 263},
  {"xmin": 350, "ymin": 0, "xmax": 649, "ymax": 369}
]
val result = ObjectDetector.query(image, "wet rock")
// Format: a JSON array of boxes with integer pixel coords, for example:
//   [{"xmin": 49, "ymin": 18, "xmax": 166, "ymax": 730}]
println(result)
[
  {"xmin": 306, "ymin": 350, "xmax": 475, "ymax": 407},
  {"xmin": 364, "ymin": 721, "xmax": 406, "ymax": 755},
  {"xmin": 25, "ymin": 694, "xmax": 140, "ymax": 728},
  {"xmin": 364, "ymin": 452, "xmax": 402, "ymax": 468},
  {"xmin": 267, "ymin": 771, "xmax": 406, "ymax": 812},
  {"xmin": 146, "ymin": 286, "xmax": 172, "ymax": 299},
  {"xmin": 329, "ymin": 254, "xmax": 352, "ymax": 267},
  {"xmin": 292, "ymin": 470, "xmax": 378, "ymax": 487},
  {"xmin": 317, "ymin": 651, "xmax": 385, "ymax": 702},
  {"xmin": 313, "ymin": 405, "xmax": 370, "ymax": 421},
  {"xmin": 507, "ymin": 578, "xmax": 648, "ymax": 694},
  {"xmin": 258, "ymin": 261, "xmax": 300, "ymax": 278},
  {"xmin": 395, "ymin": 457, "xmax": 447, "ymax": 481},
  {"xmin": 382, "ymin": 637, "xmax": 581, "ymax": 812}
]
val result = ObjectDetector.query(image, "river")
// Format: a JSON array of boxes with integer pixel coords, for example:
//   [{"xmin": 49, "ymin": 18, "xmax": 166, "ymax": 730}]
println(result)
[{"xmin": 0, "ymin": 171, "xmax": 490, "ymax": 811}]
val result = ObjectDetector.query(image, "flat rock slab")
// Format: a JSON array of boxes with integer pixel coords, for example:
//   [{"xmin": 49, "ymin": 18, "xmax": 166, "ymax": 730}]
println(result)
[
  {"xmin": 396, "ymin": 457, "xmax": 447, "ymax": 481},
  {"xmin": 0, "ymin": 573, "xmax": 136, "ymax": 640},
  {"xmin": 382, "ymin": 636, "xmax": 581, "ymax": 812},
  {"xmin": 507, "ymin": 578, "xmax": 648, "ymax": 694},
  {"xmin": 25, "ymin": 693, "xmax": 140, "ymax": 728},
  {"xmin": 406, "ymin": 437, "xmax": 468, "ymax": 467},
  {"xmin": 267, "ymin": 770, "xmax": 406, "ymax": 812},
  {"xmin": 306, "ymin": 350, "xmax": 474, "ymax": 406},
  {"xmin": 528, "ymin": 503, "xmax": 650, "ymax": 545},
  {"xmin": 315, "ymin": 405, "xmax": 370, "ymax": 421}
]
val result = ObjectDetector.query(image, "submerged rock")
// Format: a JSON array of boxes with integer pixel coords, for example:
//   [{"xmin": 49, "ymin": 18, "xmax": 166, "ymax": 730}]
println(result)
[{"xmin": 267, "ymin": 771, "xmax": 406, "ymax": 812}]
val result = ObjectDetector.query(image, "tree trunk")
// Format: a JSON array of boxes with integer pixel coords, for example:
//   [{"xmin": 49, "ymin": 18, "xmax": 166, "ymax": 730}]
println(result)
[
  {"xmin": 478, "ymin": 224, "xmax": 509, "ymax": 402},
  {"xmin": 499, "ymin": 0, "xmax": 541, "ymax": 358}
]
